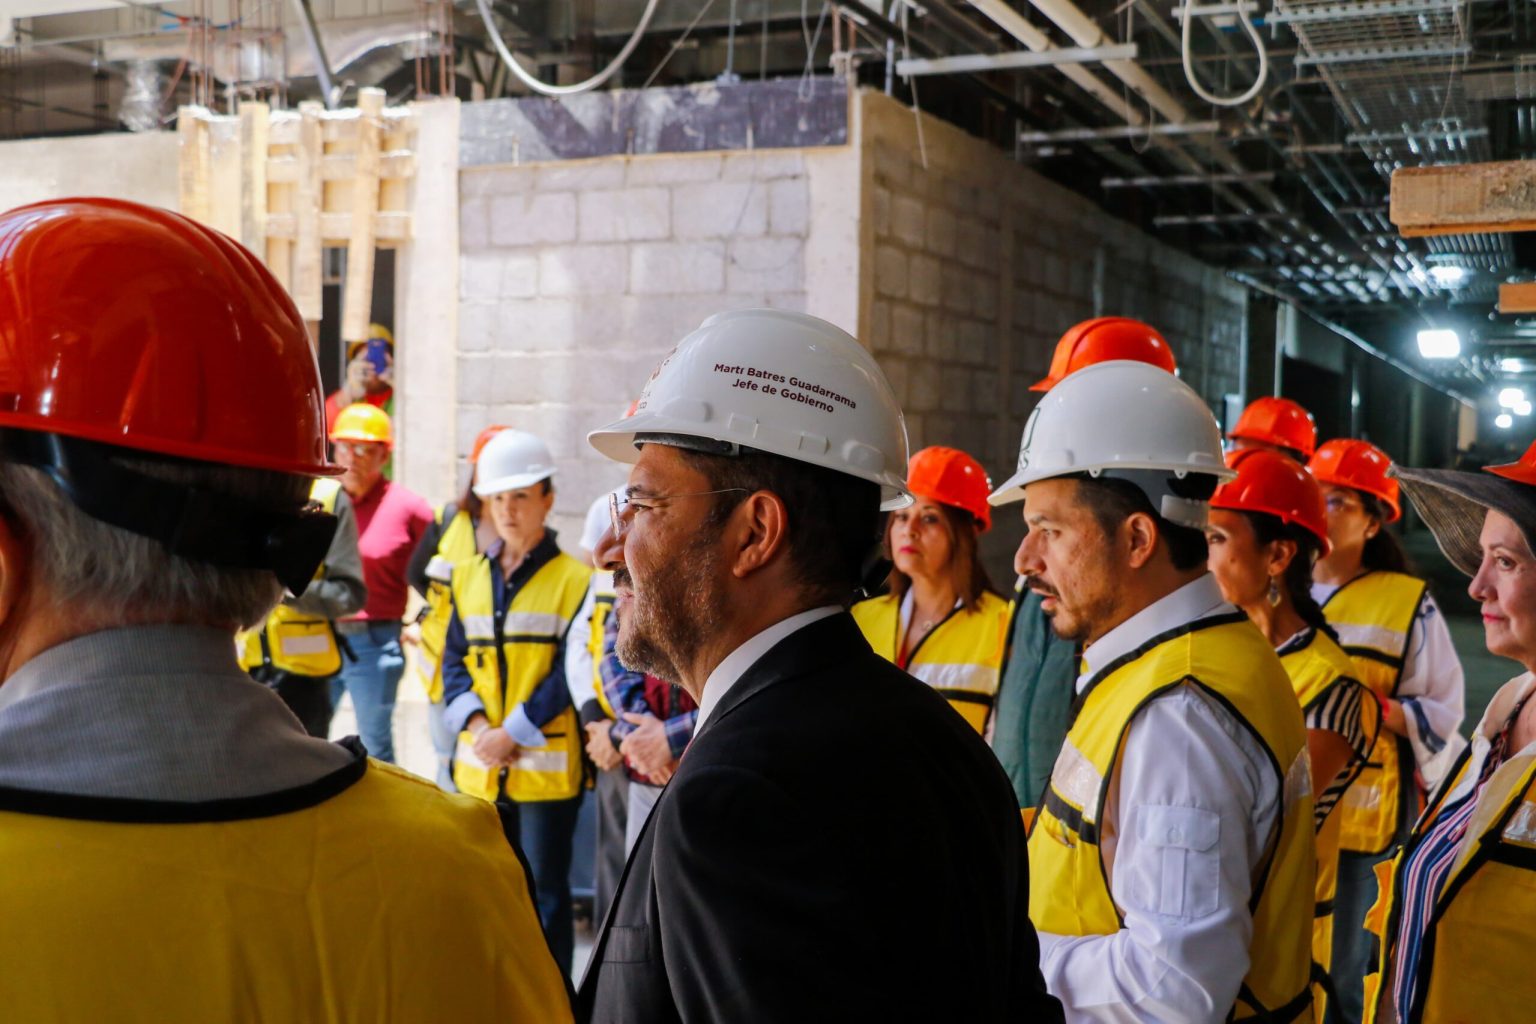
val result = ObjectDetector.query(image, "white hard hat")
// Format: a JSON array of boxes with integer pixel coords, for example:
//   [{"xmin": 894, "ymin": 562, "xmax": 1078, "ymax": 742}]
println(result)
[
  {"xmin": 988, "ymin": 360, "xmax": 1233, "ymax": 528},
  {"xmin": 588, "ymin": 309, "xmax": 912, "ymax": 510},
  {"xmin": 474, "ymin": 429, "xmax": 556, "ymax": 496}
]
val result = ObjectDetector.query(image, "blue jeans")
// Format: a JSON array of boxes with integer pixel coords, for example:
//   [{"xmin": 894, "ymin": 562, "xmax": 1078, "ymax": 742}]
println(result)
[
  {"xmin": 502, "ymin": 795, "xmax": 582, "ymax": 974},
  {"xmin": 331, "ymin": 622, "xmax": 404, "ymax": 763},
  {"xmin": 425, "ymin": 698, "xmax": 457, "ymax": 792}
]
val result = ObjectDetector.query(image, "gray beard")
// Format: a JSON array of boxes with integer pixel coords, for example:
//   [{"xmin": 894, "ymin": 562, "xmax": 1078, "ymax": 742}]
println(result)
[{"xmin": 615, "ymin": 536, "xmax": 725, "ymax": 685}]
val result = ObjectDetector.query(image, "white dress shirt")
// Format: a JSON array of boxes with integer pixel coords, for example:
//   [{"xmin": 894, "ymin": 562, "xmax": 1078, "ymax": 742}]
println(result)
[
  {"xmin": 1312, "ymin": 582, "xmax": 1466, "ymax": 787},
  {"xmin": 1039, "ymin": 574, "xmax": 1284, "ymax": 1023},
  {"xmin": 694, "ymin": 605, "xmax": 841, "ymax": 732}
]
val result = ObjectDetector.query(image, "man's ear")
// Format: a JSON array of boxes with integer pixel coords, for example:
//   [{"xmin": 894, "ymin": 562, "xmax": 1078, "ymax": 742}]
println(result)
[
  {"xmin": 1124, "ymin": 511, "xmax": 1160, "ymax": 571},
  {"xmin": 727, "ymin": 491, "xmax": 789, "ymax": 580}
]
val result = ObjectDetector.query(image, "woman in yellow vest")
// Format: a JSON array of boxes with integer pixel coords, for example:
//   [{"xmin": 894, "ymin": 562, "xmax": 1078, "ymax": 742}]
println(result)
[
  {"xmin": 440, "ymin": 428, "xmax": 592, "ymax": 975},
  {"xmin": 405, "ymin": 424, "xmax": 508, "ymax": 790},
  {"xmin": 853, "ymin": 445, "xmax": 1008, "ymax": 733},
  {"xmin": 1358, "ymin": 441, "xmax": 1536, "ymax": 1023},
  {"xmin": 1206, "ymin": 449, "xmax": 1381, "ymax": 1020},
  {"xmin": 1308, "ymin": 438, "xmax": 1465, "ymax": 1024}
]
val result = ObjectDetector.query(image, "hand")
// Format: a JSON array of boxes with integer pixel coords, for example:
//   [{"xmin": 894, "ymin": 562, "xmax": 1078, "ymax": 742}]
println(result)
[
  {"xmin": 472, "ymin": 721, "xmax": 518, "ymax": 766},
  {"xmin": 620, "ymin": 712, "xmax": 678, "ymax": 784},
  {"xmin": 1381, "ymin": 696, "xmax": 1408, "ymax": 736},
  {"xmin": 585, "ymin": 720, "xmax": 623, "ymax": 772},
  {"xmin": 344, "ymin": 354, "xmax": 376, "ymax": 402},
  {"xmin": 401, "ymin": 622, "xmax": 422, "ymax": 648}
]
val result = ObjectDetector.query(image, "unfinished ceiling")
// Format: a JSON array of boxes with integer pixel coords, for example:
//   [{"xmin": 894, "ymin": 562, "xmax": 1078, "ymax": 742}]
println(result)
[{"xmin": 2, "ymin": 0, "xmax": 1532, "ymax": 393}]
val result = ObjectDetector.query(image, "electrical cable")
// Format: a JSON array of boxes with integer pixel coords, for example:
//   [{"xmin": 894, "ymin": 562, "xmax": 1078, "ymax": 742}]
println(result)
[
  {"xmin": 1179, "ymin": 0, "xmax": 1267, "ymax": 108},
  {"xmin": 474, "ymin": 0, "xmax": 663, "ymax": 97}
]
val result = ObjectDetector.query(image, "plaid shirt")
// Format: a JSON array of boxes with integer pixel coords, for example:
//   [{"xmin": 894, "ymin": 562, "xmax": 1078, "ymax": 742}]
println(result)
[{"xmin": 597, "ymin": 611, "xmax": 697, "ymax": 773}]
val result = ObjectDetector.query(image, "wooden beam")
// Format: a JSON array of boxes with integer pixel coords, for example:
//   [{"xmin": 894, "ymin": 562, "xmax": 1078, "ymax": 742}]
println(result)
[
  {"xmin": 267, "ymin": 150, "xmax": 415, "ymax": 185},
  {"xmin": 239, "ymin": 102, "xmax": 269, "ymax": 254},
  {"xmin": 1392, "ymin": 160, "xmax": 1536, "ymax": 237},
  {"xmin": 341, "ymin": 87, "xmax": 385, "ymax": 345},
  {"xmin": 292, "ymin": 101, "xmax": 325, "ymax": 324},
  {"xmin": 176, "ymin": 107, "xmax": 210, "ymax": 223},
  {"xmin": 1500, "ymin": 282, "xmax": 1536, "ymax": 314}
]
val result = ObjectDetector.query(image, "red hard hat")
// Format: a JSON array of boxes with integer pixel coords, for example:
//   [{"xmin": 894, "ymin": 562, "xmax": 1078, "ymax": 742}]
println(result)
[
  {"xmin": 1308, "ymin": 439, "xmax": 1401, "ymax": 522},
  {"xmin": 907, "ymin": 446, "xmax": 993, "ymax": 531},
  {"xmin": 1485, "ymin": 438, "xmax": 1536, "ymax": 486},
  {"xmin": 470, "ymin": 424, "xmax": 512, "ymax": 464},
  {"xmin": 1212, "ymin": 448, "xmax": 1331, "ymax": 554},
  {"xmin": 0, "ymin": 198, "xmax": 335, "ymax": 477},
  {"xmin": 1229, "ymin": 397, "xmax": 1318, "ymax": 458},
  {"xmin": 1030, "ymin": 317, "xmax": 1177, "ymax": 392}
]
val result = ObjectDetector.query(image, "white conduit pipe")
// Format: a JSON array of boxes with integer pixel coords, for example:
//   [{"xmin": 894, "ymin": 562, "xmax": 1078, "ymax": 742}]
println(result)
[
  {"xmin": 1179, "ymin": 2, "xmax": 1268, "ymax": 107},
  {"xmin": 475, "ymin": 0, "xmax": 664, "ymax": 97}
]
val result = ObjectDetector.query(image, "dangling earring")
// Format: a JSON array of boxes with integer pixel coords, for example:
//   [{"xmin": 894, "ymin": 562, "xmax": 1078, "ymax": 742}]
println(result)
[{"xmin": 1267, "ymin": 576, "xmax": 1282, "ymax": 608}]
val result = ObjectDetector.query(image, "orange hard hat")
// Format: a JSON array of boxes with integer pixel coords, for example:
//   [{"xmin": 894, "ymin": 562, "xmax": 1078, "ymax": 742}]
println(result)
[
  {"xmin": 0, "ymin": 197, "xmax": 338, "ymax": 593},
  {"xmin": 1485, "ymin": 439, "xmax": 1536, "ymax": 486},
  {"xmin": 1308, "ymin": 438, "xmax": 1400, "ymax": 522},
  {"xmin": 1229, "ymin": 397, "xmax": 1318, "ymax": 458},
  {"xmin": 470, "ymin": 424, "xmax": 512, "ymax": 464},
  {"xmin": 0, "ymin": 198, "xmax": 334, "ymax": 476},
  {"xmin": 330, "ymin": 403, "xmax": 394, "ymax": 446},
  {"xmin": 1212, "ymin": 448, "xmax": 1331, "ymax": 554},
  {"xmin": 1031, "ymin": 317, "xmax": 1177, "ymax": 392},
  {"xmin": 907, "ymin": 446, "xmax": 993, "ymax": 531}
]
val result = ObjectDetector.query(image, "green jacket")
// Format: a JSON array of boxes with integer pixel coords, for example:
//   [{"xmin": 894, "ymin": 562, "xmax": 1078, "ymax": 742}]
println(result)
[{"xmin": 991, "ymin": 584, "xmax": 1077, "ymax": 809}]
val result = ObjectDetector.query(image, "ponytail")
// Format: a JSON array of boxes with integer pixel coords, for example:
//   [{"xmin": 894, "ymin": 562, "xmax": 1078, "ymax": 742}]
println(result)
[{"xmin": 1360, "ymin": 494, "xmax": 1412, "ymax": 574}]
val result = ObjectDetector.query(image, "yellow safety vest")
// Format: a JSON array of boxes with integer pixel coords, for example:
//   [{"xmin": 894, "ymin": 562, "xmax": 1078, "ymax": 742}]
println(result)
[
  {"xmin": 1279, "ymin": 627, "xmax": 1379, "ymax": 1023},
  {"xmin": 416, "ymin": 505, "xmax": 480, "ymax": 702},
  {"xmin": 0, "ymin": 755, "xmax": 574, "ymax": 1022},
  {"xmin": 1321, "ymin": 572, "xmax": 1428, "ymax": 856},
  {"xmin": 450, "ymin": 550, "xmax": 592, "ymax": 803},
  {"xmin": 1029, "ymin": 611, "xmax": 1315, "ymax": 1022},
  {"xmin": 851, "ymin": 590, "xmax": 1010, "ymax": 734},
  {"xmin": 588, "ymin": 571, "xmax": 619, "ymax": 720},
  {"xmin": 237, "ymin": 479, "xmax": 344, "ymax": 678},
  {"xmin": 1364, "ymin": 698, "xmax": 1536, "ymax": 1024}
]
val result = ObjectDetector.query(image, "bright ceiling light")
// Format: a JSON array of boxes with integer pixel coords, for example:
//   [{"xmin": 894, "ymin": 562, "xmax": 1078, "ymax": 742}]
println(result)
[
  {"xmin": 1429, "ymin": 265, "xmax": 1467, "ymax": 287},
  {"xmin": 1501, "ymin": 387, "xmax": 1527, "ymax": 408},
  {"xmin": 1497, "ymin": 413, "xmax": 1515, "ymax": 429},
  {"xmin": 1417, "ymin": 328, "xmax": 1461, "ymax": 359},
  {"xmin": 1502, "ymin": 358, "xmax": 1527, "ymax": 373},
  {"xmin": 1518, "ymin": 400, "xmax": 1533, "ymax": 417}
]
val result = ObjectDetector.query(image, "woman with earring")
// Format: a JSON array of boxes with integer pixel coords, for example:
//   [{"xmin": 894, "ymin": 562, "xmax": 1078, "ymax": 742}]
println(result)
[
  {"xmin": 1307, "ymin": 438, "xmax": 1465, "ymax": 1024},
  {"xmin": 853, "ymin": 446, "xmax": 1008, "ymax": 734},
  {"xmin": 1206, "ymin": 449, "xmax": 1381, "ymax": 1020}
]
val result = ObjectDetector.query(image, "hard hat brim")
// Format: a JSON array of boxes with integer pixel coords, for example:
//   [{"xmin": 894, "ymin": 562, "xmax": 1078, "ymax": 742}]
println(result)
[
  {"xmin": 988, "ymin": 460, "xmax": 1236, "ymax": 507},
  {"xmin": 473, "ymin": 468, "xmax": 555, "ymax": 497},
  {"xmin": 588, "ymin": 412, "xmax": 913, "ymax": 512}
]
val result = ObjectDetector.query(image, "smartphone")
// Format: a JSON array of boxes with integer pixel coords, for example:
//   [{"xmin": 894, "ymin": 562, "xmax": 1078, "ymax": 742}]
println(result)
[{"xmin": 363, "ymin": 337, "xmax": 391, "ymax": 375}]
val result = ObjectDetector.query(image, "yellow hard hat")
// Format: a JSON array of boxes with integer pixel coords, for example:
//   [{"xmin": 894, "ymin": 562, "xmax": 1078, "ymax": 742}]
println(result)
[
  {"xmin": 346, "ymin": 323, "xmax": 395, "ymax": 359},
  {"xmin": 330, "ymin": 403, "xmax": 393, "ymax": 446}
]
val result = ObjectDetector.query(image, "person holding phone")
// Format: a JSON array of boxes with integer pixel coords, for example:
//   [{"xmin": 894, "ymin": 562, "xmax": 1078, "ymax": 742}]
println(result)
[{"xmin": 324, "ymin": 323, "xmax": 395, "ymax": 432}]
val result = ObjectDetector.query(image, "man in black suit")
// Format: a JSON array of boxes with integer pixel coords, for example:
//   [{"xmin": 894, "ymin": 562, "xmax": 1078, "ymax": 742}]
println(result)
[{"xmin": 578, "ymin": 309, "xmax": 1062, "ymax": 1023}]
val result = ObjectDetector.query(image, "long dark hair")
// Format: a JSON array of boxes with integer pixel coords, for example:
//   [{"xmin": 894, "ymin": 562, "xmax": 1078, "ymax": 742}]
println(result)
[
  {"xmin": 1359, "ymin": 493, "xmax": 1412, "ymax": 574},
  {"xmin": 885, "ymin": 503, "xmax": 997, "ymax": 612},
  {"xmin": 455, "ymin": 477, "xmax": 484, "ymax": 524},
  {"xmin": 1244, "ymin": 511, "xmax": 1337, "ymax": 641}
]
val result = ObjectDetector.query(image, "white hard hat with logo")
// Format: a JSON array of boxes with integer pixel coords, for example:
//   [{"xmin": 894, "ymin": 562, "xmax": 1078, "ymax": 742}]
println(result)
[
  {"xmin": 988, "ymin": 359, "xmax": 1233, "ymax": 528},
  {"xmin": 474, "ymin": 429, "xmax": 557, "ymax": 496},
  {"xmin": 587, "ymin": 309, "xmax": 912, "ymax": 510}
]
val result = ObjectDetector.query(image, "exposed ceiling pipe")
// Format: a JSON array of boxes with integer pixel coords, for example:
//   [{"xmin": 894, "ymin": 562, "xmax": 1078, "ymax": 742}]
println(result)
[{"xmin": 289, "ymin": 0, "xmax": 339, "ymax": 108}]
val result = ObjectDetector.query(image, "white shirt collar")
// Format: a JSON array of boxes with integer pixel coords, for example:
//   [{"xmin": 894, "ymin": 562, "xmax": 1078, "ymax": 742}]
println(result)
[
  {"xmin": 1076, "ymin": 573, "xmax": 1233, "ymax": 694},
  {"xmin": 695, "ymin": 605, "xmax": 842, "ymax": 731}
]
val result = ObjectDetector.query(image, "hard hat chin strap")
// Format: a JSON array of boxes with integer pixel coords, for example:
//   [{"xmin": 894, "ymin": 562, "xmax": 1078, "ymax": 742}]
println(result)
[{"xmin": 0, "ymin": 431, "xmax": 337, "ymax": 596}]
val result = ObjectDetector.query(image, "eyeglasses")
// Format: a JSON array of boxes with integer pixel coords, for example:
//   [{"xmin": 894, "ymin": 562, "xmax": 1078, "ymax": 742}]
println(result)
[
  {"xmin": 1324, "ymin": 494, "xmax": 1364, "ymax": 514},
  {"xmin": 609, "ymin": 488, "xmax": 749, "ymax": 538}
]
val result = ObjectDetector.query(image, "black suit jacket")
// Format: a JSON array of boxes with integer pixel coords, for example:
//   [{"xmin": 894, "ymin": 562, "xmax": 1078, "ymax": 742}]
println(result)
[{"xmin": 576, "ymin": 612, "xmax": 1063, "ymax": 1023}]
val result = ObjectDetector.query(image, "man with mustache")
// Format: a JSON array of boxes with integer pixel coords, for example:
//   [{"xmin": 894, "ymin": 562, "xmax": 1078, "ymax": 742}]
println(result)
[
  {"xmin": 576, "ymin": 310, "xmax": 1061, "ymax": 1022},
  {"xmin": 993, "ymin": 360, "xmax": 1315, "ymax": 1022}
]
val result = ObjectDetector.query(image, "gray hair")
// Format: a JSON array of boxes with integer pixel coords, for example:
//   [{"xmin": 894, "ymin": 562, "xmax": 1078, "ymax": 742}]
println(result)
[{"xmin": 0, "ymin": 457, "xmax": 312, "ymax": 630}]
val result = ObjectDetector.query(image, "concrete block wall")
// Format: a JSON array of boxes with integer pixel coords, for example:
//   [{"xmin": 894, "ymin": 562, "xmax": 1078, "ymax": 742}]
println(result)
[
  {"xmin": 457, "ymin": 150, "xmax": 823, "ymax": 544},
  {"xmin": 853, "ymin": 91, "xmax": 1248, "ymax": 575}
]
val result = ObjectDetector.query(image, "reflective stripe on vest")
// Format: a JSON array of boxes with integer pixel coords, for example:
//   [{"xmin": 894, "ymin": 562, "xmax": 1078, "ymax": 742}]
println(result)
[
  {"xmin": 0, "ymin": 756, "xmax": 575, "ymax": 1022},
  {"xmin": 588, "ymin": 572, "xmax": 617, "ymax": 720},
  {"xmin": 1027, "ymin": 612, "xmax": 1315, "ymax": 1022},
  {"xmin": 852, "ymin": 590, "xmax": 1009, "ymax": 734},
  {"xmin": 1322, "ymin": 571, "xmax": 1428, "ymax": 856},
  {"xmin": 1280, "ymin": 628, "xmax": 1380, "ymax": 1023},
  {"xmin": 237, "ymin": 479, "xmax": 344, "ymax": 678},
  {"xmin": 416, "ymin": 508, "xmax": 479, "ymax": 703},
  {"xmin": 448, "ymin": 550, "xmax": 592, "ymax": 803},
  {"xmin": 1367, "ymin": 742, "xmax": 1536, "ymax": 1024}
]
